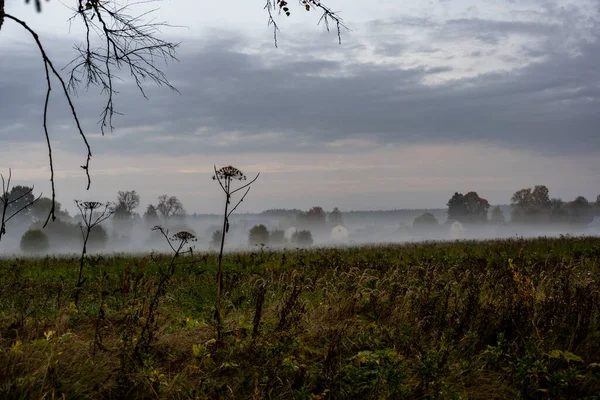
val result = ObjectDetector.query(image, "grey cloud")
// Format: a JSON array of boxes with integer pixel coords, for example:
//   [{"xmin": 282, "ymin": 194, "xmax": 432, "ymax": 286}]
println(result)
[{"xmin": 1, "ymin": 9, "xmax": 599, "ymax": 159}]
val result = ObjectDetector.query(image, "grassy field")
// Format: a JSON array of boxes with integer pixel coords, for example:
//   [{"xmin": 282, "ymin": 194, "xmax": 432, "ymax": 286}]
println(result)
[{"xmin": 1, "ymin": 237, "xmax": 600, "ymax": 399}]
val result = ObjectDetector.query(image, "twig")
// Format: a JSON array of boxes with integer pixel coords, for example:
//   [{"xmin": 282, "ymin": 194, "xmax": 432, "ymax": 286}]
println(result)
[{"xmin": 4, "ymin": 14, "xmax": 92, "ymax": 228}]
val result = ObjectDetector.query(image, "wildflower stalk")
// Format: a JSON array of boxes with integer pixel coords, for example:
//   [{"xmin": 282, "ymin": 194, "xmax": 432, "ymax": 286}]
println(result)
[{"xmin": 213, "ymin": 165, "xmax": 259, "ymax": 339}]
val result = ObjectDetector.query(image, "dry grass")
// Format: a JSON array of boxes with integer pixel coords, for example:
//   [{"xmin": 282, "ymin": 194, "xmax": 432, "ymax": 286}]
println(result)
[{"xmin": 1, "ymin": 237, "xmax": 600, "ymax": 398}]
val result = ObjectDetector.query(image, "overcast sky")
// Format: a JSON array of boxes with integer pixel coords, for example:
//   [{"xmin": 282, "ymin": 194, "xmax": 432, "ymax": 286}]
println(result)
[{"xmin": 1, "ymin": 0, "xmax": 599, "ymax": 214}]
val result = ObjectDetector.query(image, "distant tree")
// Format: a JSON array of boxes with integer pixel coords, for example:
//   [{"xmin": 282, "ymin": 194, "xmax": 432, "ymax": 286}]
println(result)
[
  {"xmin": 447, "ymin": 192, "xmax": 468, "ymax": 222},
  {"xmin": 596, "ymin": 194, "xmax": 600, "ymax": 209},
  {"xmin": 144, "ymin": 204, "xmax": 160, "ymax": 223},
  {"xmin": 291, "ymin": 230, "xmax": 313, "ymax": 247},
  {"xmin": 30, "ymin": 197, "xmax": 69, "ymax": 221},
  {"xmin": 413, "ymin": 212, "xmax": 439, "ymax": 229},
  {"xmin": 269, "ymin": 229, "xmax": 286, "ymax": 246},
  {"xmin": 249, "ymin": 224, "xmax": 270, "ymax": 246},
  {"xmin": 328, "ymin": 207, "xmax": 343, "ymax": 225},
  {"xmin": 549, "ymin": 198, "xmax": 568, "ymax": 222},
  {"xmin": 447, "ymin": 192, "xmax": 489, "ymax": 224},
  {"xmin": 298, "ymin": 206, "xmax": 326, "ymax": 227},
  {"xmin": 20, "ymin": 229, "xmax": 49, "ymax": 254},
  {"xmin": 211, "ymin": 230, "xmax": 222, "ymax": 249},
  {"xmin": 490, "ymin": 206, "xmax": 505, "ymax": 224},
  {"xmin": 113, "ymin": 190, "xmax": 140, "ymax": 219},
  {"xmin": 156, "ymin": 194, "xmax": 185, "ymax": 220},
  {"xmin": 511, "ymin": 185, "xmax": 552, "ymax": 223},
  {"xmin": 566, "ymin": 196, "xmax": 595, "ymax": 225},
  {"xmin": 2, "ymin": 185, "xmax": 35, "ymax": 218},
  {"xmin": 85, "ymin": 225, "xmax": 109, "ymax": 251}
]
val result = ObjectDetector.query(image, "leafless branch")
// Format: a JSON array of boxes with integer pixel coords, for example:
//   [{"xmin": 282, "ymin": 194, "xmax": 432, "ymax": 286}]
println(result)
[
  {"xmin": 230, "ymin": 172, "xmax": 260, "ymax": 196},
  {"xmin": 264, "ymin": 0, "xmax": 349, "ymax": 47},
  {"xmin": 0, "ymin": 169, "xmax": 41, "ymax": 243},
  {"xmin": 65, "ymin": 0, "xmax": 180, "ymax": 134},
  {"xmin": 4, "ymin": 13, "xmax": 92, "ymax": 228},
  {"xmin": 227, "ymin": 186, "xmax": 251, "ymax": 219}
]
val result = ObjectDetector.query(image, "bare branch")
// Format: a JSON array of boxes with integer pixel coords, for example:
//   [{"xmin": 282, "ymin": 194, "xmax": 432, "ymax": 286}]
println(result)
[
  {"xmin": 4, "ymin": 13, "xmax": 92, "ymax": 228},
  {"xmin": 227, "ymin": 186, "xmax": 251, "ymax": 219},
  {"xmin": 264, "ymin": 0, "xmax": 349, "ymax": 47},
  {"xmin": 0, "ymin": 169, "xmax": 41, "ymax": 242},
  {"xmin": 230, "ymin": 172, "xmax": 261, "ymax": 196},
  {"xmin": 65, "ymin": 0, "xmax": 180, "ymax": 134}
]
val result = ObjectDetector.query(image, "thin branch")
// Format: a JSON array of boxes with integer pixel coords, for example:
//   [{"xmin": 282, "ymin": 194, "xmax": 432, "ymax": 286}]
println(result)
[
  {"xmin": 230, "ymin": 172, "xmax": 261, "ymax": 196},
  {"xmin": 213, "ymin": 165, "xmax": 228, "ymax": 195},
  {"xmin": 65, "ymin": 0, "xmax": 180, "ymax": 134},
  {"xmin": 264, "ymin": 0, "xmax": 280, "ymax": 48},
  {"xmin": 227, "ymin": 186, "xmax": 251, "ymax": 219},
  {"xmin": 4, "ymin": 14, "xmax": 92, "ymax": 228}
]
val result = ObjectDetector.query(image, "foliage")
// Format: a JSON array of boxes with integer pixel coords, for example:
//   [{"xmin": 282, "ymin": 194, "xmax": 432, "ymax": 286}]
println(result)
[
  {"xmin": 511, "ymin": 185, "xmax": 552, "ymax": 223},
  {"xmin": 447, "ymin": 191, "xmax": 490, "ymax": 224},
  {"xmin": 297, "ymin": 206, "xmax": 326, "ymax": 227},
  {"xmin": 412, "ymin": 212, "xmax": 439, "ymax": 228},
  {"xmin": 143, "ymin": 204, "xmax": 159, "ymax": 224},
  {"xmin": 1, "ymin": 185, "xmax": 35, "ymax": 218},
  {"xmin": 291, "ymin": 229, "xmax": 313, "ymax": 246},
  {"xmin": 328, "ymin": 207, "xmax": 343, "ymax": 225},
  {"xmin": 512, "ymin": 186, "xmax": 597, "ymax": 226},
  {"xmin": 249, "ymin": 224, "xmax": 270, "ymax": 246},
  {"xmin": 1, "ymin": 237, "xmax": 600, "ymax": 398},
  {"xmin": 19, "ymin": 229, "xmax": 49, "ymax": 253},
  {"xmin": 113, "ymin": 190, "xmax": 140, "ymax": 220},
  {"xmin": 30, "ymin": 197, "xmax": 68, "ymax": 221},
  {"xmin": 156, "ymin": 194, "xmax": 185, "ymax": 220},
  {"xmin": 490, "ymin": 206, "xmax": 505, "ymax": 224},
  {"xmin": 0, "ymin": 237, "xmax": 599, "ymax": 397}
]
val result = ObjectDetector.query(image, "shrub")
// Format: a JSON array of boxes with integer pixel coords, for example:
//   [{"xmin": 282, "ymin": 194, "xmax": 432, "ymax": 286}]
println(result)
[
  {"xmin": 249, "ymin": 224, "xmax": 269, "ymax": 246},
  {"xmin": 412, "ymin": 212, "xmax": 439, "ymax": 229},
  {"xmin": 20, "ymin": 229, "xmax": 50, "ymax": 254},
  {"xmin": 291, "ymin": 230, "xmax": 313, "ymax": 247}
]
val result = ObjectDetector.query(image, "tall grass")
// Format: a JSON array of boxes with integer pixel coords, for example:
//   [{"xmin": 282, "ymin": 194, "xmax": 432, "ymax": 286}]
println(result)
[{"xmin": 1, "ymin": 237, "xmax": 599, "ymax": 398}]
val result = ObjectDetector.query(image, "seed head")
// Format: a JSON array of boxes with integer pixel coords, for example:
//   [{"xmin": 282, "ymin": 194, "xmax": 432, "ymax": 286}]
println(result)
[{"xmin": 213, "ymin": 165, "xmax": 246, "ymax": 181}]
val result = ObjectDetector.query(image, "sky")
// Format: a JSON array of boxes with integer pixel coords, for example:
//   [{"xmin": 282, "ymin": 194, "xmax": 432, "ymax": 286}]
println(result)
[{"xmin": 1, "ymin": 0, "xmax": 599, "ymax": 214}]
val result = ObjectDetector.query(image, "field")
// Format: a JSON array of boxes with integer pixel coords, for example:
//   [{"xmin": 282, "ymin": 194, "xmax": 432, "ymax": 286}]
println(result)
[{"xmin": 1, "ymin": 237, "xmax": 600, "ymax": 399}]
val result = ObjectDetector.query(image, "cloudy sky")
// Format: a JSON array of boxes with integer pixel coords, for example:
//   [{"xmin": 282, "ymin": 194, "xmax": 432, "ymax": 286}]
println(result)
[{"xmin": 1, "ymin": 0, "xmax": 599, "ymax": 214}]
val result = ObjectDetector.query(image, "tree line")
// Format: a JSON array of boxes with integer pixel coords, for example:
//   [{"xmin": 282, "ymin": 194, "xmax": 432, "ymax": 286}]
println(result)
[{"xmin": 446, "ymin": 185, "xmax": 600, "ymax": 226}]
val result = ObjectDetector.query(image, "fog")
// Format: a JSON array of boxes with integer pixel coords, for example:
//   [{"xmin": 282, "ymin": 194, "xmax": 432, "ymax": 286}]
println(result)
[{"xmin": 1, "ymin": 206, "xmax": 599, "ymax": 258}]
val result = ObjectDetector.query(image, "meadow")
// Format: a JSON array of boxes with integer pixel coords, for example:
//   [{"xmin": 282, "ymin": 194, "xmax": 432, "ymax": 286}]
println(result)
[{"xmin": 1, "ymin": 236, "xmax": 599, "ymax": 399}]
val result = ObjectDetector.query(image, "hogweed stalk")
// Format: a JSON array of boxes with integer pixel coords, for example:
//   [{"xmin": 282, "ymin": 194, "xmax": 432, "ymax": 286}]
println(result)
[{"xmin": 212, "ymin": 165, "xmax": 259, "ymax": 339}]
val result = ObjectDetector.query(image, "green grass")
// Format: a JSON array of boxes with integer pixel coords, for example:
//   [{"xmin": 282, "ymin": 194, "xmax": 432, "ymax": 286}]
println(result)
[{"xmin": 1, "ymin": 237, "xmax": 600, "ymax": 398}]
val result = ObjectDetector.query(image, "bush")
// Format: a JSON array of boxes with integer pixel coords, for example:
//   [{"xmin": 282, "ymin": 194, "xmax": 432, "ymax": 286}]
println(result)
[
  {"xmin": 412, "ymin": 212, "xmax": 439, "ymax": 229},
  {"xmin": 20, "ymin": 229, "xmax": 50, "ymax": 254},
  {"xmin": 249, "ymin": 224, "xmax": 270, "ymax": 246},
  {"xmin": 291, "ymin": 230, "xmax": 313, "ymax": 247}
]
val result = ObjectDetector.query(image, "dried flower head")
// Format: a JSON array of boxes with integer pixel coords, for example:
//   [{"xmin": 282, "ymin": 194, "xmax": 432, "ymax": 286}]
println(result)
[
  {"xmin": 75, "ymin": 200, "xmax": 105, "ymax": 210},
  {"xmin": 171, "ymin": 231, "xmax": 197, "ymax": 243},
  {"xmin": 213, "ymin": 166, "xmax": 246, "ymax": 181}
]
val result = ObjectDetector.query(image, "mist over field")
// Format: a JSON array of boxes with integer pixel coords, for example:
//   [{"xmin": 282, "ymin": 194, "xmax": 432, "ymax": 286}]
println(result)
[{"xmin": 2, "ymin": 191, "xmax": 599, "ymax": 257}]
